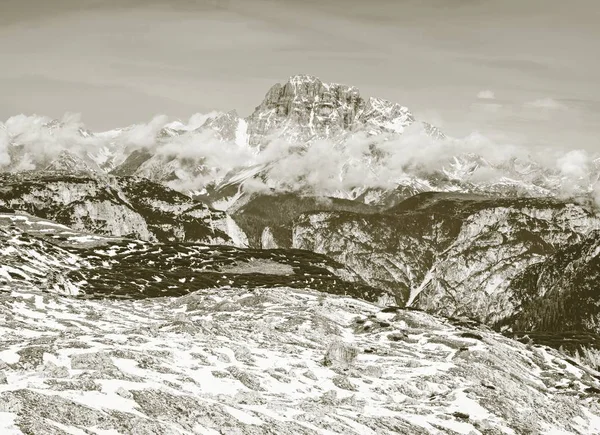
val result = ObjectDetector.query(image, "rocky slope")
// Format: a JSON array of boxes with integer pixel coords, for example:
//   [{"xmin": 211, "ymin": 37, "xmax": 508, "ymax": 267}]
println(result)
[
  {"xmin": 3, "ymin": 285, "xmax": 600, "ymax": 434},
  {"xmin": 293, "ymin": 192, "xmax": 600, "ymax": 328},
  {"xmin": 0, "ymin": 211, "xmax": 381, "ymax": 302},
  {"xmin": 507, "ymin": 230, "xmax": 600, "ymax": 335},
  {"xmin": 232, "ymin": 193, "xmax": 382, "ymax": 249},
  {"xmin": 0, "ymin": 172, "xmax": 247, "ymax": 246}
]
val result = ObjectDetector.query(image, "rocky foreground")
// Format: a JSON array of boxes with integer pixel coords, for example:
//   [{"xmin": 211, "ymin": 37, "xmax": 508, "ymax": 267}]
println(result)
[{"xmin": 2, "ymin": 286, "xmax": 600, "ymax": 434}]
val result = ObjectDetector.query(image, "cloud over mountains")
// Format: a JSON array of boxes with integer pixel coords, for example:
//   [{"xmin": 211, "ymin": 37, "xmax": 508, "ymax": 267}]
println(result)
[{"xmin": 1, "ymin": 110, "xmax": 599, "ymax": 204}]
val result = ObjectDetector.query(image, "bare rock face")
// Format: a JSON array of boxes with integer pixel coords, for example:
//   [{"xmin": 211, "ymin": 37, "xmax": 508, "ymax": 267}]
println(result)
[
  {"xmin": 247, "ymin": 75, "xmax": 360, "ymax": 147},
  {"xmin": 0, "ymin": 174, "xmax": 154, "ymax": 240},
  {"xmin": 197, "ymin": 110, "xmax": 247, "ymax": 144},
  {"xmin": 323, "ymin": 340, "xmax": 359, "ymax": 369},
  {"xmin": 260, "ymin": 226, "xmax": 279, "ymax": 249},
  {"xmin": 68, "ymin": 199, "xmax": 152, "ymax": 240},
  {"xmin": 410, "ymin": 202, "xmax": 600, "ymax": 327},
  {"xmin": 43, "ymin": 150, "xmax": 101, "ymax": 173},
  {"xmin": 246, "ymin": 75, "xmax": 432, "ymax": 148},
  {"xmin": 357, "ymin": 96, "xmax": 415, "ymax": 134},
  {"xmin": 507, "ymin": 230, "xmax": 600, "ymax": 335},
  {"xmin": 292, "ymin": 193, "xmax": 600, "ymax": 328},
  {"xmin": 108, "ymin": 148, "xmax": 154, "ymax": 177},
  {"xmin": 0, "ymin": 172, "xmax": 246, "ymax": 246},
  {"xmin": 124, "ymin": 156, "xmax": 181, "ymax": 183},
  {"xmin": 232, "ymin": 192, "xmax": 380, "ymax": 248}
]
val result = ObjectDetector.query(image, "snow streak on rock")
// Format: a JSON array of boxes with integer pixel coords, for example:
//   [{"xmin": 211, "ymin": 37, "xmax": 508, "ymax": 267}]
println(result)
[
  {"xmin": 0, "ymin": 211, "xmax": 382, "ymax": 302},
  {"xmin": 2, "ymin": 287, "xmax": 600, "ymax": 434}
]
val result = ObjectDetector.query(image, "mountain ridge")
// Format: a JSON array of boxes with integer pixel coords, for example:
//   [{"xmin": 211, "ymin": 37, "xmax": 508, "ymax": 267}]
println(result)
[{"xmin": 2, "ymin": 75, "xmax": 599, "ymax": 211}]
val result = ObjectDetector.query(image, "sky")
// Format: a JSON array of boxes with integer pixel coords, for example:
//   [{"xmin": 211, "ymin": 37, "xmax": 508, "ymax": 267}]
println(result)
[{"xmin": 0, "ymin": 0, "xmax": 598, "ymax": 150}]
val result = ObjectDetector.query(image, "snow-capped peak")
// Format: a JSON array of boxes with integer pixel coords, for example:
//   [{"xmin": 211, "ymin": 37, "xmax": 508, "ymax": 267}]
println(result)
[
  {"xmin": 245, "ymin": 74, "xmax": 434, "ymax": 147},
  {"xmin": 288, "ymin": 74, "xmax": 321, "ymax": 86}
]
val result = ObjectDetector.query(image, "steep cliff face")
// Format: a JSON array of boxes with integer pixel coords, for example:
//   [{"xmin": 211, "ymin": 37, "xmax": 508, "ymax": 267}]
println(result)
[
  {"xmin": 260, "ymin": 226, "xmax": 279, "ymax": 249},
  {"xmin": 0, "ymin": 173, "xmax": 247, "ymax": 246},
  {"xmin": 199, "ymin": 110, "xmax": 248, "ymax": 144},
  {"xmin": 246, "ymin": 75, "xmax": 363, "ymax": 147},
  {"xmin": 507, "ymin": 230, "xmax": 600, "ymax": 334},
  {"xmin": 232, "ymin": 192, "xmax": 380, "ymax": 248},
  {"xmin": 293, "ymin": 193, "xmax": 600, "ymax": 327},
  {"xmin": 411, "ymin": 202, "xmax": 599, "ymax": 326},
  {"xmin": 108, "ymin": 148, "xmax": 153, "ymax": 177},
  {"xmin": 246, "ymin": 75, "xmax": 439, "ymax": 148},
  {"xmin": 43, "ymin": 150, "xmax": 102, "ymax": 173}
]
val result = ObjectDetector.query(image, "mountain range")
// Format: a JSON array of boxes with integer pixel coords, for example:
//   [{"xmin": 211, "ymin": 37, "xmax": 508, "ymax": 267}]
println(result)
[
  {"xmin": 2, "ymin": 75, "xmax": 598, "ymax": 210},
  {"xmin": 2, "ymin": 75, "xmax": 600, "ymax": 433}
]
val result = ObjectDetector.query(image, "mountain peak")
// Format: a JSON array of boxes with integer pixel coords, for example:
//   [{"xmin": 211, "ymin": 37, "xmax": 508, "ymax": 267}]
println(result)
[
  {"xmin": 287, "ymin": 74, "xmax": 321, "ymax": 85},
  {"xmin": 285, "ymin": 75, "xmax": 360, "ymax": 94},
  {"xmin": 43, "ymin": 150, "xmax": 98, "ymax": 174},
  {"xmin": 359, "ymin": 97, "xmax": 415, "ymax": 134},
  {"xmin": 197, "ymin": 110, "xmax": 245, "ymax": 144},
  {"xmin": 246, "ymin": 74, "xmax": 431, "ymax": 147}
]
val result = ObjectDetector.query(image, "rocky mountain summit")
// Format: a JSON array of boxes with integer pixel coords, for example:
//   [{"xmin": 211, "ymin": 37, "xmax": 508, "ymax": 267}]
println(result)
[
  {"xmin": 3, "ymin": 75, "xmax": 599, "ymax": 208},
  {"xmin": 245, "ymin": 74, "xmax": 442, "ymax": 147},
  {"xmin": 103, "ymin": 75, "xmax": 450, "ymax": 202}
]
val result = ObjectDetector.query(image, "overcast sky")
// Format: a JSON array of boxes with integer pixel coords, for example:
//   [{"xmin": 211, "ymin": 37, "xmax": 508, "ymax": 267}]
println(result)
[{"xmin": 0, "ymin": 0, "xmax": 598, "ymax": 150}]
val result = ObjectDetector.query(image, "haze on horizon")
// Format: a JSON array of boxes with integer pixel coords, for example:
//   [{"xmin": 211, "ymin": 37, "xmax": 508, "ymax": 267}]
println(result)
[{"xmin": 0, "ymin": 0, "xmax": 598, "ymax": 151}]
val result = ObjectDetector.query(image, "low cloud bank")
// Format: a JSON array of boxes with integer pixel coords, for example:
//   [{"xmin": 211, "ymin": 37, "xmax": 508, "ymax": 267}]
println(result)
[
  {"xmin": 477, "ymin": 90, "xmax": 496, "ymax": 100},
  {"xmin": 1, "ymin": 113, "xmax": 598, "ymax": 204},
  {"xmin": 524, "ymin": 98, "xmax": 568, "ymax": 111}
]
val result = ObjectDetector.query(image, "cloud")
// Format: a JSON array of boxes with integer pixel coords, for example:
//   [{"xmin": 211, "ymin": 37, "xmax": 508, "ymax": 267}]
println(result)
[
  {"xmin": 477, "ymin": 90, "xmax": 496, "ymax": 100},
  {"xmin": 556, "ymin": 149, "xmax": 590, "ymax": 179},
  {"xmin": 472, "ymin": 90, "xmax": 502, "ymax": 115},
  {"xmin": 1, "ymin": 111, "xmax": 599, "ymax": 207},
  {"xmin": 593, "ymin": 182, "xmax": 600, "ymax": 209},
  {"xmin": 471, "ymin": 102, "xmax": 503, "ymax": 113},
  {"xmin": 524, "ymin": 98, "xmax": 567, "ymax": 110},
  {"xmin": 0, "ymin": 113, "xmax": 102, "ymax": 169},
  {"xmin": 119, "ymin": 115, "xmax": 169, "ymax": 148},
  {"xmin": 0, "ymin": 125, "xmax": 10, "ymax": 166},
  {"xmin": 555, "ymin": 149, "xmax": 593, "ymax": 195}
]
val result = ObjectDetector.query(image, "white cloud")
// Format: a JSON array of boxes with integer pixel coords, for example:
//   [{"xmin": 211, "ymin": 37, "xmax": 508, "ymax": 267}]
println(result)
[
  {"xmin": 0, "ymin": 113, "xmax": 101, "ymax": 169},
  {"xmin": 120, "ymin": 115, "xmax": 169, "ymax": 148},
  {"xmin": 524, "ymin": 98, "xmax": 567, "ymax": 110},
  {"xmin": 477, "ymin": 90, "xmax": 496, "ymax": 100},
  {"xmin": 472, "ymin": 102, "xmax": 503, "ymax": 113},
  {"xmin": 555, "ymin": 149, "xmax": 598, "ymax": 198},
  {"xmin": 2, "ymin": 111, "xmax": 599, "ymax": 206},
  {"xmin": 0, "ymin": 124, "xmax": 10, "ymax": 166},
  {"xmin": 556, "ymin": 149, "xmax": 590, "ymax": 179}
]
